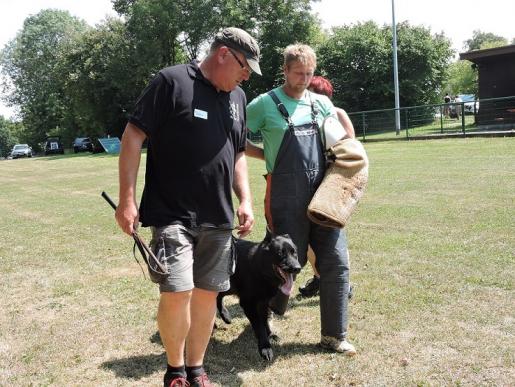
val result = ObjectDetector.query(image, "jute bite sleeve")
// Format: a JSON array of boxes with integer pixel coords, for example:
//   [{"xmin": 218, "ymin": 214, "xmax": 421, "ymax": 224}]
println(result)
[{"xmin": 307, "ymin": 138, "xmax": 369, "ymax": 228}]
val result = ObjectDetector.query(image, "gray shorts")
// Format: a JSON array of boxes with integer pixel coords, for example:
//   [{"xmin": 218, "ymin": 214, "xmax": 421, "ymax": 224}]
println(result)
[{"xmin": 149, "ymin": 224, "xmax": 235, "ymax": 293}]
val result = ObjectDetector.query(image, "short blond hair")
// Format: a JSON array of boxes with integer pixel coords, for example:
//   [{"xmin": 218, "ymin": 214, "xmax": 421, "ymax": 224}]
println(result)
[{"xmin": 283, "ymin": 44, "xmax": 317, "ymax": 69}]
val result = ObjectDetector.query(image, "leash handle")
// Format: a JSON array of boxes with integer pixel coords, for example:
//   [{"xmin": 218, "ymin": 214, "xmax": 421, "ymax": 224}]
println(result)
[
  {"xmin": 101, "ymin": 191, "xmax": 168, "ymax": 275},
  {"xmin": 101, "ymin": 191, "xmax": 117, "ymax": 211}
]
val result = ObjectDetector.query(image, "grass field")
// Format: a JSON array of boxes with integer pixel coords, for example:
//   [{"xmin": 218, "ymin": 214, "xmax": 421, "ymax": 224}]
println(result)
[{"xmin": 1, "ymin": 138, "xmax": 514, "ymax": 386}]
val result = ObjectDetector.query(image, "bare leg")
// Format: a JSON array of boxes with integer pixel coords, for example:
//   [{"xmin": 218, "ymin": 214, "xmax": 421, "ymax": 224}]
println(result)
[
  {"xmin": 307, "ymin": 245, "xmax": 319, "ymax": 277},
  {"xmin": 185, "ymin": 288, "xmax": 218, "ymax": 366},
  {"xmin": 158, "ymin": 291, "xmax": 192, "ymax": 367}
]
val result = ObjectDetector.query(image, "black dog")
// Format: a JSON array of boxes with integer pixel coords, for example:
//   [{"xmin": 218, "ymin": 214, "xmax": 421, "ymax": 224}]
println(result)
[{"xmin": 217, "ymin": 232, "xmax": 301, "ymax": 361}]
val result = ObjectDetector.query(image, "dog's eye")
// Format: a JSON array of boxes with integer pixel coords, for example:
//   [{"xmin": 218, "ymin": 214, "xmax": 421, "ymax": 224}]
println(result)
[{"xmin": 280, "ymin": 249, "xmax": 294, "ymax": 257}]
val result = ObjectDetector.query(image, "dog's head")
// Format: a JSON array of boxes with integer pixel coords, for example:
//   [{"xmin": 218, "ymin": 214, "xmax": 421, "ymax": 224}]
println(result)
[{"xmin": 262, "ymin": 232, "xmax": 301, "ymax": 296}]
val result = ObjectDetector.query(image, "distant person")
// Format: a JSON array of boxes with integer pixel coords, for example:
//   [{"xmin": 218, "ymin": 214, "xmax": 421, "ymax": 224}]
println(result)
[
  {"xmin": 299, "ymin": 75, "xmax": 355, "ymax": 299},
  {"xmin": 454, "ymin": 95, "xmax": 462, "ymax": 120},
  {"xmin": 444, "ymin": 93, "xmax": 451, "ymax": 118}
]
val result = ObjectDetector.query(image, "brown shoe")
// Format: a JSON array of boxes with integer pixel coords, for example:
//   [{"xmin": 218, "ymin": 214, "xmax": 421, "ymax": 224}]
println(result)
[{"xmin": 188, "ymin": 373, "xmax": 215, "ymax": 387}]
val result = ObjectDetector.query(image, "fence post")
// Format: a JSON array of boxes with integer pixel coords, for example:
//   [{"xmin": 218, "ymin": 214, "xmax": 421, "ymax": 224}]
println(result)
[
  {"xmin": 461, "ymin": 102, "xmax": 465, "ymax": 135},
  {"xmin": 405, "ymin": 109, "xmax": 409, "ymax": 139},
  {"xmin": 440, "ymin": 105, "xmax": 444, "ymax": 134},
  {"xmin": 473, "ymin": 98, "xmax": 477, "ymax": 125},
  {"xmin": 362, "ymin": 113, "xmax": 366, "ymax": 142}
]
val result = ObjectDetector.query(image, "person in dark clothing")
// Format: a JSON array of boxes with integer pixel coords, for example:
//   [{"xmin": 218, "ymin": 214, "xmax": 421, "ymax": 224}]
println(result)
[
  {"xmin": 115, "ymin": 27, "xmax": 261, "ymax": 387},
  {"xmin": 245, "ymin": 44, "xmax": 356, "ymax": 356},
  {"xmin": 444, "ymin": 92, "xmax": 451, "ymax": 118}
]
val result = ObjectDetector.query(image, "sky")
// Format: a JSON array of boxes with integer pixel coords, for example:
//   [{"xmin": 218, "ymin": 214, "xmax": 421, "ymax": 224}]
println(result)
[{"xmin": 1, "ymin": 0, "xmax": 514, "ymax": 118}]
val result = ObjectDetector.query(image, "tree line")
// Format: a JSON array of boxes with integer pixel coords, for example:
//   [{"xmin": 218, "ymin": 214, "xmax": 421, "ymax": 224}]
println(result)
[{"xmin": 0, "ymin": 0, "xmax": 511, "ymax": 153}]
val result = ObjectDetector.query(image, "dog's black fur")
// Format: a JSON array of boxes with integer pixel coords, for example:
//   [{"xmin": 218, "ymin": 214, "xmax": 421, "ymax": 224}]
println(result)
[{"xmin": 217, "ymin": 232, "xmax": 301, "ymax": 361}]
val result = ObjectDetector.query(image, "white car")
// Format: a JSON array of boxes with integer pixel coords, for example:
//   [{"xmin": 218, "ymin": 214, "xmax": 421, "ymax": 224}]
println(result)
[{"xmin": 11, "ymin": 144, "xmax": 33, "ymax": 159}]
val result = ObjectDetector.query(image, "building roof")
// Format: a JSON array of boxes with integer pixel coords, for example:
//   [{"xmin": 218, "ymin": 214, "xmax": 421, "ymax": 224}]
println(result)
[{"xmin": 460, "ymin": 44, "xmax": 515, "ymax": 63}]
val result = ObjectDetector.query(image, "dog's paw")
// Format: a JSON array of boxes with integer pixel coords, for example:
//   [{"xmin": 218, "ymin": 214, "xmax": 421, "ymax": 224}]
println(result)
[
  {"xmin": 269, "ymin": 333, "xmax": 280, "ymax": 343},
  {"xmin": 259, "ymin": 347, "xmax": 274, "ymax": 361}
]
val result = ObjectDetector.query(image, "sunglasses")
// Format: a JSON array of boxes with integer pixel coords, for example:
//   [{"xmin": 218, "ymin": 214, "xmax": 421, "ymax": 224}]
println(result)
[{"xmin": 228, "ymin": 48, "xmax": 252, "ymax": 75}]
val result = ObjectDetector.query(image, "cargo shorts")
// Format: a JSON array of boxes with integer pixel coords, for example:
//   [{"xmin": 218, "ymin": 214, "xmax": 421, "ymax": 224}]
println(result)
[{"xmin": 149, "ymin": 224, "xmax": 235, "ymax": 293}]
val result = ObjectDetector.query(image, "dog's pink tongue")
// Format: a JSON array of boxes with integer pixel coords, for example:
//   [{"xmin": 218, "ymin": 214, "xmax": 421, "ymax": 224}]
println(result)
[{"xmin": 280, "ymin": 273, "xmax": 294, "ymax": 295}]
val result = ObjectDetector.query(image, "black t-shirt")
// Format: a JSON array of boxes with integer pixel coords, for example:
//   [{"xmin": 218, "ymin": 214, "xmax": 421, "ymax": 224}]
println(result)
[{"xmin": 129, "ymin": 61, "xmax": 247, "ymax": 228}]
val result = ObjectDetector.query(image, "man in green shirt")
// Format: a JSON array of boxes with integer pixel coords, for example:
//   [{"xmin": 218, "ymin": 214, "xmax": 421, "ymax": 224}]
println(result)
[{"xmin": 246, "ymin": 44, "xmax": 356, "ymax": 355}]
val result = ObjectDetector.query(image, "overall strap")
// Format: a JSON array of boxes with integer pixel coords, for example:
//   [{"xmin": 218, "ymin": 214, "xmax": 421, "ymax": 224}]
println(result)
[
  {"xmin": 268, "ymin": 90, "xmax": 320, "ymax": 131},
  {"xmin": 268, "ymin": 90, "xmax": 294, "ymax": 129},
  {"xmin": 308, "ymin": 91, "xmax": 320, "ymax": 128}
]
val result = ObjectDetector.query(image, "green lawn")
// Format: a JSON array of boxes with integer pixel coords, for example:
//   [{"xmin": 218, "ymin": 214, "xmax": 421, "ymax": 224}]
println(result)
[{"xmin": 0, "ymin": 138, "xmax": 513, "ymax": 386}]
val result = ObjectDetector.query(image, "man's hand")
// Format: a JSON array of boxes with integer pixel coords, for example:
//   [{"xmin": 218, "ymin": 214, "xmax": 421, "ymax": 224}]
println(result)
[
  {"xmin": 115, "ymin": 201, "xmax": 139, "ymax": 236},
  {"xmin": 236, "ymin": 200, "xmax": 254, "ymax": 238}
]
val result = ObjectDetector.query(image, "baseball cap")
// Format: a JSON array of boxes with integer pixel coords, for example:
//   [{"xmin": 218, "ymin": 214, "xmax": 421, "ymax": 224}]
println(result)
[{"xmin": 215, "ymin": 27, "xmax": 261, "ymax": 75}]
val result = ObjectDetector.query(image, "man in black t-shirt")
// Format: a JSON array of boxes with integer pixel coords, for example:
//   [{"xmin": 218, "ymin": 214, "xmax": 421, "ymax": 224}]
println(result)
[{"xmin": 115, "ymin": 28, "xmax": 261, "ymax": 387}]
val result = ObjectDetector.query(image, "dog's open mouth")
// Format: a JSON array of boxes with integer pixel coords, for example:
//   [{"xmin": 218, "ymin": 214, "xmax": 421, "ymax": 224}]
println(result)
[{"xmin": 274, "ymin": 265, "xmax": 294, "ymax": 295}]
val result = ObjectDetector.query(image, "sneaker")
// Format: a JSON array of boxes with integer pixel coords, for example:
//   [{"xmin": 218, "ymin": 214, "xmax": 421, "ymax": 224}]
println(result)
[
  {"xmin": 168, "ymin": 376, "xmax": 190, "ymax": 387},
  {"xmin": 299, "ymin": 275, "xmax": 320, "ymax": 298},
  {"xmin": 320, "ymin": 336, "xmax": 357, "ymax": 356},
  {"xmin": 188, "ymin": 373, "xmax": 215, "ymax": 387}
]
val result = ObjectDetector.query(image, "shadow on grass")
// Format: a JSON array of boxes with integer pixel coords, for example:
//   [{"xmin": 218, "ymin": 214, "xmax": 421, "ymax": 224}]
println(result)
[
  {"xmin": 101, "ymin": 352, "xmax": 166, "ymax": 380},
  {"xmin": 101, "ymin": 297, "xmax": 323, "ymax": 383},
  {"xmin": 209, "ymin": 323, "xmax": 322, "ymax": 387}
]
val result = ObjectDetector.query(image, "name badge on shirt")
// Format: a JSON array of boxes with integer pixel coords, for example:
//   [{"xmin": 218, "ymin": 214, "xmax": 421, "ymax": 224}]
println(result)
[{"xmin": 194, "ymin": 109, "xmax": 208, "ymax": 120}]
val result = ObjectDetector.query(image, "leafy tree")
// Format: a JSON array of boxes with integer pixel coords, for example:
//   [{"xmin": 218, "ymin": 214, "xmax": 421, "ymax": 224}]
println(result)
[
  {"xmin": 464, "ymin": 30, "xmax": 508, "ymax": 51},
  {"xmin": 62, "ymin": 17, "xmax": 138, "ymax": 139},
  {"xmin": 478, "ymin": 40, "xmax": 508, "ymax": 50},
  {"xmin": 317, "ymin": 21, "xmax": 453, "ymax": 112},
  {"xmin": 220, "ymin": 0, "xmax": 323, "ymax": 100},
  {"xmin": 443, "ymin": 60, "xmax": 478, "ymax": 96},
  {"xmin": 0, "ymin": 9, "xmax": 88, "ymax": 148},
  {"xmin": 0, "ymin": 116, "xmax": 24, "ymax": 157},
  {"xmin": 113, "ymin": 0, "xmax": 218, "ymax": 66},
  {"xmin": 113, "ymin": 0, "xmax": 321, "ymax": 101}
]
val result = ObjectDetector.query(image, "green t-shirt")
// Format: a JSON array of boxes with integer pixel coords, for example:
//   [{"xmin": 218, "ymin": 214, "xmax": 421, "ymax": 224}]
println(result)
[{"xmin": 246, "ymin": 86, "xmax": 336, "ymax": 172}]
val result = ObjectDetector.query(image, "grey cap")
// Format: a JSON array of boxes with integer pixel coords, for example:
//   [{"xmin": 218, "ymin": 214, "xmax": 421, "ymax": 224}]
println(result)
[{"xmin": 215, "ymin": 27, "xmax": 261, "ymax": 75}]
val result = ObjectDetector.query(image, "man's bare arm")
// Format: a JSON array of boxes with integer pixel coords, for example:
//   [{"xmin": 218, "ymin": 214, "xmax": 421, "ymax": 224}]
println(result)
[
  {"xmin": 233, "ymin": 151, "xmax": 254, "ymax": 238},
  {"xmin": 115, "ymin": 122, "xmax": 147, "ymax": 236},
  {"xmin": 245, "ymin": 139, "xmax": 265, "ymax": 160}
]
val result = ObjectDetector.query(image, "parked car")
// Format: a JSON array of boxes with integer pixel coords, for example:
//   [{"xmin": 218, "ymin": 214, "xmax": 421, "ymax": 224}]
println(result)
[
  {"xmin": 458, "ymin": 94, "xmax": 479, "ymax": 114},
  {"xmin": 11, "ymin": 144, "xmax": 33, "ymax": 159},
  {"xmin": 73, "ymin": 137, "xmax": 94, "ymax": 153},
  {"xmin": 91, "ymin": 138, "xmax": 105, "ymax": 154},
  {"xmin": 45, "ymin": 136, "xmax": 65, "ymax": 155}
]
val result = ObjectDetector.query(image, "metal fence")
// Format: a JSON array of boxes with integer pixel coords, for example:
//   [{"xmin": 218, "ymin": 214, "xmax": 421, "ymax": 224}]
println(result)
[
  {"xmin": 348, "ymin": 95, "xmax": 515, "ymax": 141},
  {"xmin": 246, "ymin": 95, "xmax": 515, "ymax": 143}
]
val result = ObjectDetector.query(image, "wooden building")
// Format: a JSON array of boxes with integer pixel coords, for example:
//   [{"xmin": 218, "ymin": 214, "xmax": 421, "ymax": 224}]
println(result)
[{"xmin": 460, "ymin": 44, "xmax": 515, "ymax": 128}]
